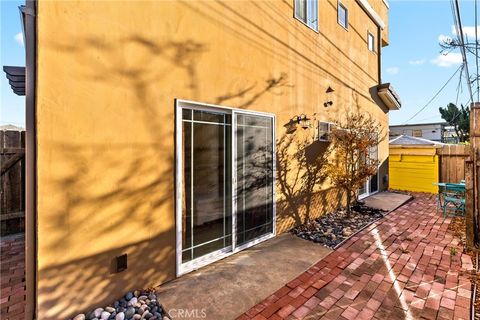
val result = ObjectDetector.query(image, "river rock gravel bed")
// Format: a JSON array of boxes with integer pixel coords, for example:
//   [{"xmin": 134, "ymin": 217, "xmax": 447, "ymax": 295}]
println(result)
[
  {"xmin": 291, "ymin": 202, "xmax": 386, "ymax": 249},
  {"xmin": 70, "ymin": 289, "xmax": 169, "ymax": 320}
]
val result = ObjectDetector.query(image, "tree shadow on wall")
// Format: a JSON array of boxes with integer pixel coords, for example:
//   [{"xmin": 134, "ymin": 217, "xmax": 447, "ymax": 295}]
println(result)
[
  {"xmin": 276, "ymin": 132, "xmax": 345, "ymax": 232},
  {"xmin": 42, "ymin": 33, "xmax": 293, "ymax": 319},
  {"xmin": 215, "ymin": 72, "xmax": 291, "ymax": 107},
  {"xmin": 40, "ymin": 35, "xmax": 210, "ymax": 319}
]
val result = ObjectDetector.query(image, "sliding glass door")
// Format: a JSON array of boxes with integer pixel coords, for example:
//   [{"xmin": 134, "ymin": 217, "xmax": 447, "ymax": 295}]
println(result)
[
  {"xmin": 235, "ymin": 114, "xmax": 274, "ymax": 247},
  {"xmin": 176, "ymin": 101, "xmax": 275, "ymax": 275},
  {"xmin": 180, "ymin": 109, "xmax": 232, "ymax": 264},
  {"xmin": 359, "ymin": 140, "xmax": 379, "ymax": 199}
]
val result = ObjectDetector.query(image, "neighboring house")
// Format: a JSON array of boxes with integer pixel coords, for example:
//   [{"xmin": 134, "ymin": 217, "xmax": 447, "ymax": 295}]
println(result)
[
  {"xmin": 389, "ymin": 122, "xmax": 458, "ymax": 143},
  {"xmin": 0, "ymin": 124, "xmax": 25, "ymax": 131},
  {"xmin": 389, "ymin": 135, "xmax": 443, "ymax": 193},
  {"xmin": 4, "ymin": 0, "xmax": 398, "ymax": 319}
]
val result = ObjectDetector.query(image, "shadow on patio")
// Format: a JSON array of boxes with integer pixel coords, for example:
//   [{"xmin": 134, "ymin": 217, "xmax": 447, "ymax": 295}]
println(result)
[{"xmin": 238, "ymin": 194, "xmax": 474, "ymax": 320}]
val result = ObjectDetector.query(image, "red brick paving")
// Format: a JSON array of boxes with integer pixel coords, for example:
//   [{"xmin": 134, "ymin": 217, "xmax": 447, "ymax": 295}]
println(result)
[
  {"xmin": 238, "ymin": 194, "xmax": 474, "ymax": 320},
  {"xmin": 0, "ymin": 234, "xmax": 25, "ymax": 320}
]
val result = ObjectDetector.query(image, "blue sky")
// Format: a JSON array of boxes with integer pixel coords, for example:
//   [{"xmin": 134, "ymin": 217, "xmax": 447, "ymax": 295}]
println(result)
[
  {"xmin": 0, "ymin": 0, "xmax": 477, "ymax": 127},
  {"xmin": 384, "ymin": 0, "xmax": 477, "ymax": 125},
  {"xmin": 1, "ymin": 0, "xmax": 25, "ymax": 127}
]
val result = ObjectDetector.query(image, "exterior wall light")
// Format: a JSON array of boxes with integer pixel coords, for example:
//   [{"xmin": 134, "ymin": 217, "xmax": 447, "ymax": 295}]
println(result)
[
  {"xmin": 296, "ymin": 114, "xmax": 311, "ymax": 129},
  {"xmin": 324, "ymin": 86, "xmax": 335, "ymax": 107}
]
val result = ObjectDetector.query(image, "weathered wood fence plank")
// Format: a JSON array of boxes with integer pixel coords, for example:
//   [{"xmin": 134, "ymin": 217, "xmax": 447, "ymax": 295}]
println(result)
[
  {"xmin": 0, "ymin": 129, "xmax": 25, "ymax": 235},
  {"xmin": 466, "ymin": 103, "xmax": 480, "ymax": 249},
  {"xmin": 437, "ymin": 144, "xmax": 469, "ymax": 183}
]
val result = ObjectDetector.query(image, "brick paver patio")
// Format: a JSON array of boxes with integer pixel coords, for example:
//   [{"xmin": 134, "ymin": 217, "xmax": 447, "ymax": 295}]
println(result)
[
  {"xmin": 0, "ymin": 234, "xmax": 25, "ymax": 320},
  {"xmin": 238, "ymin": 194, "xmax": 474, "ymax": 320}
]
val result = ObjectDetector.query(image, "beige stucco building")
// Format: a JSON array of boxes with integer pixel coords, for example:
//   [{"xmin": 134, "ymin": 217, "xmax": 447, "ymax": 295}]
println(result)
[{"xmin": 10, "ymin": 0, "xmax": 400, "ymax": 318}]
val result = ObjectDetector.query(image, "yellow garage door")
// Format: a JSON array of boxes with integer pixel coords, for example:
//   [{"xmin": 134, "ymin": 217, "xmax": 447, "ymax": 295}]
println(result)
[{"xmin": 389, "ymin": 152, "xmax": 439, "ymax": 193}]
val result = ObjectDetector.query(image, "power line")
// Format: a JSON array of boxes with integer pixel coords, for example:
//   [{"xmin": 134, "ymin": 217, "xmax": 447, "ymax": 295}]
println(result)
[
  {"xmin": 415, "ymin": 115, "xmax": 444, "ymax": 123},
  {"xmin": 453, "ymin": 0, "xmax": 474, "ymax": 103},
  {"xmin": 463, "ymin": 86, "xmax": 480, "ymax": 107},
  {"xmin": 455, "ymin": 64, "xmax": 465, "ymax": 106},
  {"xmin": 403, "ymin": 65, "xmax": 462, "ymax": 125}
]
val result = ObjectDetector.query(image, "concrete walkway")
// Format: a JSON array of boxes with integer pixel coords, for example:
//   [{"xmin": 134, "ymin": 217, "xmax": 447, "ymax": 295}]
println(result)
[
  {"xmin": 363, "ymin": 191, "xmax": 412, "ymax": 212},
  {"xmin": 156, "ymin": 234, "xmax": 331, "ymax": 320},
  {"xmin": 238, "ymin": 194, "xmax": 474, "ymax": 320}
]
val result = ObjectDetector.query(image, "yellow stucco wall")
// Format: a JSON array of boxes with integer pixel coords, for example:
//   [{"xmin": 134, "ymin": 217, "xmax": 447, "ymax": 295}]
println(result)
[
  {"xmin": 389, "ymin": 147, "xmax": 440, "ymax": 193},
  {"xmin": 36, "ymin": 0, "xmax": 390, "ymax": 318}
]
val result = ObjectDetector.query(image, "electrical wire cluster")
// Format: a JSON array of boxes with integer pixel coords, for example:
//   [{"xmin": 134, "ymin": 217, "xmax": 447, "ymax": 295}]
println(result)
[{"xmin": 403, "ymin": 0, "xmax": 479, "ymax": 124}]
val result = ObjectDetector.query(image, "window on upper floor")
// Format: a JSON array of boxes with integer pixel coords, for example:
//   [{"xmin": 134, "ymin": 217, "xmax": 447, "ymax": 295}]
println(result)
[
  {"xmin": 338, "ymin": 2, "xmax": 348, "ymax": 29},
  {"xmin": 413, "ymin": 130, "xmax": 423, "ymax": 137},
  {"xmin": 294, "ymin": 0, "xmax": 318, "ymax": 32},
  {"xmin": 368, "ymin": 32, "xmax": 375, "ymax": 52}
]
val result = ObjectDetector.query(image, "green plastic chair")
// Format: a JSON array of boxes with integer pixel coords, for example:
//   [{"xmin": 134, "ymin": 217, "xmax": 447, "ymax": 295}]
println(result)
[
  {"xmin": 440, "ymin": 183, "xmax": 466, "ymax": 218},
  {"xmin": 436, "ymin": 184, "xmax": 446, "ymax": 212}
]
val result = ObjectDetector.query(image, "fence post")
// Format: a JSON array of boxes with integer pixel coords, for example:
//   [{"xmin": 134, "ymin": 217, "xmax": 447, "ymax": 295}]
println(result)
[
  {"xmin": 467, "ymin": 102, "xmax": 480, "ymax": 249},
  {"xmin": 466, "ymin": 147, "xmax": 475, "ymax": 248}
]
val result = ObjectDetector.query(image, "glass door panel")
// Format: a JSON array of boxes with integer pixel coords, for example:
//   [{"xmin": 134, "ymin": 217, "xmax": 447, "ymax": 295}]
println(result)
[
  {"xmin": 358, "ymin": 182, "xmax": 367, "ymax": 198},
  {"xmin": 370, "ymin": 173, "xmax": 379, "ymax": 193},
  {"xmin": 359, "ymin": 142, "xmax": 379, "ymax": 198},
  {"xmin": 235, "ymin": 113, "xmax": 274, "ymax": 247},
  {"xmin": 368, "ymin": 139, "xmax": 379, "ymax": 194},
  {"xmin": 181, "ymin": 109, "xmax": 232, "ymax": 263}
]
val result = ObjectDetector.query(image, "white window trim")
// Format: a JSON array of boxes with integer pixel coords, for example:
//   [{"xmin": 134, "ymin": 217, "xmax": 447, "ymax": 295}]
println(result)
[
  {"xmin": 368, "ymin": 31, "xmax": 375, "ymax": 52},
  {"xmin": 294, "ymin": 0, "xmax": 319, "ymax": 33},
  {"xmin": 175, "ymin": 99, "xmax": 277, "ymax": 277},
  {"xmin": 337, "ymin": 1, "xmax": 348, "ymax": 30}
]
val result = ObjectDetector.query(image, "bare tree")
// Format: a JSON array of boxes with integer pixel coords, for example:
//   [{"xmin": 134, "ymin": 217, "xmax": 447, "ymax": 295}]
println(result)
[{"xmin": 324, "ymin": 112, "xmax": 382, "ymax": 216}]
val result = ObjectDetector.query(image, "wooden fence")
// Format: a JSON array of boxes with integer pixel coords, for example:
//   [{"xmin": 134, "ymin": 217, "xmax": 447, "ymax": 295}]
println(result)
[
  {"xmin": 0, "ymin": 130, "xmax": 25, "ymax": 235},
  {"xmin": 466, "ymin": 103, "xmax": 480, "ymax": 249},
  {"xmin": 437, "ymin": 144, "xmax": 470, "ymax": 183}
]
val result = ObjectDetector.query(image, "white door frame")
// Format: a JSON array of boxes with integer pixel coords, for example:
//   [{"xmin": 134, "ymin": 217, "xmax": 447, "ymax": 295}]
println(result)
[
  {"xmin": 175, "ymin": 99, "xmax": 276, "ymax": 276},
  {"xmin": 358, "ymin": 173, "xmax": 379, "ymax": 200}
]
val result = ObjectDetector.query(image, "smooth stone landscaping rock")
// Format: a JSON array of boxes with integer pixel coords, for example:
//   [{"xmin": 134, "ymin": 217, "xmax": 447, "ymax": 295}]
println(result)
[
  {"xmin": 126, "ymin": 307, "xmax": 136, "ymax": 318},
  {"xmin": 105, "ymin": 307, "xmax": 115, "ymax": 313},
  {"xmin": 94, "ymin": 308, "xmax": 104, "ymax": 318},
  {"xmin": 74, "ymin": 291, "xmax": 165, "ymax": 320},
  {"xmin": 141, "ymin": 311, "xmax": 152, "ymax": 319},
  {"xmin": 291, "ymin": 201, "xmax": 384, "ymax": 248},
  {"xmin": 128, "ymin": 297, "xmax": 138, "ymax": 306}
]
